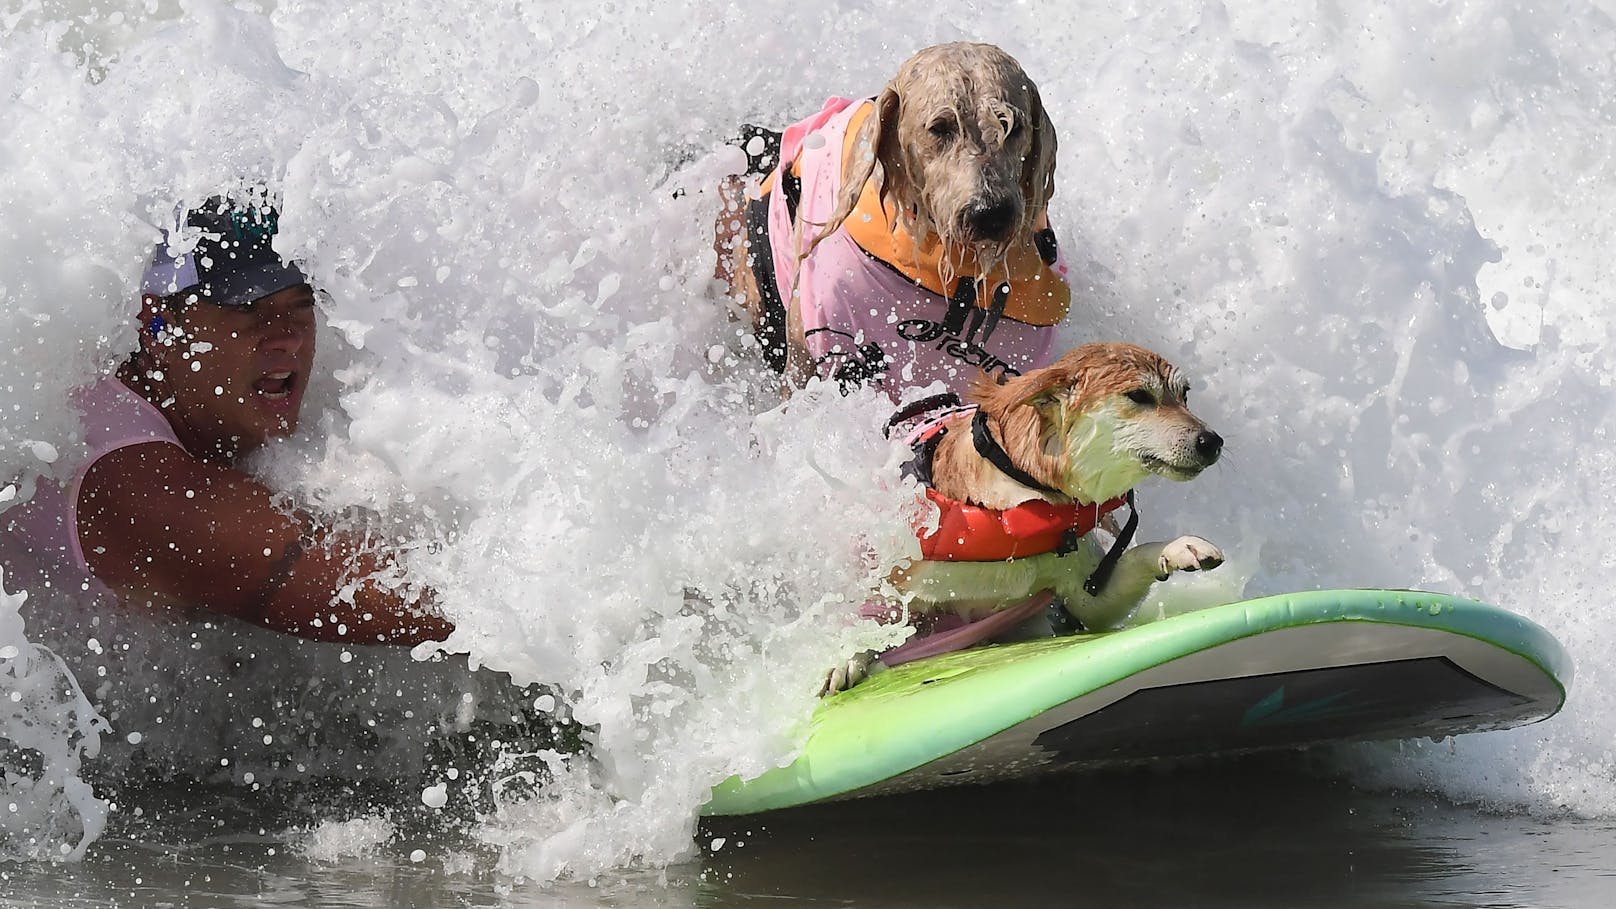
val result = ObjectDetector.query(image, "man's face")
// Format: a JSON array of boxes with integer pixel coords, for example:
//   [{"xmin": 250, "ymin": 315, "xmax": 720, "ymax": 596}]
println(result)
[{"xmin": 157, "ymin": 283, "xmax": 318, "ymax": 457}]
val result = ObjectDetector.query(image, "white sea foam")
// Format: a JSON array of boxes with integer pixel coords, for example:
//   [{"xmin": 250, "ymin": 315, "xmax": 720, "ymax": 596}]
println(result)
[
  {"xmin": 297, "ymin": 813, "xmax": 397, "ymax": 864},
  {"xmin": 2, "ymin": 0, "xmax": 1614, "ymax": 878}
]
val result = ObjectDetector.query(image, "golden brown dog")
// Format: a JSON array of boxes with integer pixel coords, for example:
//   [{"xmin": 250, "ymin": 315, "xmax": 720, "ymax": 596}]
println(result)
[
  {"xmin": 715, "ymin": 43, "xmax": 1065, "ymax": 396},
  {"xmin": 823, "ymin": 342, "xmax": 1226, "ymax": 693},
  {"xmin": 806, "ymin": 42, "xmax": 1056, "ymax": 264}
]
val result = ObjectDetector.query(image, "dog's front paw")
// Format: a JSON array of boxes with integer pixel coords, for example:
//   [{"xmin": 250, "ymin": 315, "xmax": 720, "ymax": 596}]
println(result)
[
  {"xmin": 1156, "ymin": 536, "xmax": 1224, "ymax": 581},
  {"xmin": 819, "ymin": 650, "xmax": 883, "ymax": 697}
]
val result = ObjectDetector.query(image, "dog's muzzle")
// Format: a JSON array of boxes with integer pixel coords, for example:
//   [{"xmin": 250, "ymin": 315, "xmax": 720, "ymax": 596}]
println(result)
[{"xmin": 963, "ymin": 198, "xmax": 1019, "ymax": 243}]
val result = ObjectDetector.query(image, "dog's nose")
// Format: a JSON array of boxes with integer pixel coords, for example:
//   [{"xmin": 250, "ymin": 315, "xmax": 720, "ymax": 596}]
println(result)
[
  {"xmin": 1195, "ymin": 430, "xmax": 1223, "ymax": 463},
  {"xmin": 965, "ymin": 200, "xmax": 1017, "ymax": 240}
]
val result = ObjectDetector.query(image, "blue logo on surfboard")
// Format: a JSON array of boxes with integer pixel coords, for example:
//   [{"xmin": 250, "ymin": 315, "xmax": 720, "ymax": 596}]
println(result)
[{"xmin": 1240, "ymin": 685, "xmax": 1363, "ymax": 728}]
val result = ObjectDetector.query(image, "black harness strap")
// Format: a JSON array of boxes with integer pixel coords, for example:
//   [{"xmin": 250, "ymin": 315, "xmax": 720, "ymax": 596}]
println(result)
[
  {"xmin": 744, "ymin": 195, "xmax": 789, "ymax": 374},
  {"xmin": 980, "ymin": 281, "xmax": 1011, "ymax": 348},
  {"xmin": 887, "ymin": 394, "xmax": 967, "ymax": 488},
  {"xmin": 900, "ymin": 426, "xmax": 947, "ymax": 488},
  {"xmin": 970, "ymin": 409, "xmax": 1140, "ymax": 595},
  {"xmin": 782, "ymin": 162, "xmax": 802, "ymax": 224},
  {"xmin": 1034, "ymin": 227, "xmax": 1059, "ymax": 266},
  {"xmin": 1083, "ymin": 489, "xmax": 1139, "ymax": 596},
  {"xmin": 735, "ymin": 125, "xmax": 801, "ymax": 375},
  {"xmin": 970, "ymin": 409, "xmax": 1066, "ymax": 499}
]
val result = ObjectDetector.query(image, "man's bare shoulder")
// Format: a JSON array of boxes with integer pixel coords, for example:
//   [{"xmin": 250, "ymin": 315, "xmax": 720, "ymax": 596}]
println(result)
[{"xmin": 77, "ymin": 440, "xmax": 302, "ymax": 607}]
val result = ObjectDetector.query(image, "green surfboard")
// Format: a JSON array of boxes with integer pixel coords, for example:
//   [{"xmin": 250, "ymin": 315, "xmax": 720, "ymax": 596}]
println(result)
[{"xmin": 704, "ymin": 589, "xmax": 1571, "ymax": 816}]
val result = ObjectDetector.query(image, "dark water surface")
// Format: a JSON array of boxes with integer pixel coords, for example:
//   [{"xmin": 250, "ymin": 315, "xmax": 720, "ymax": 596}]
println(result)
[{"xmin": 4, "ymin": 758, "xmax": 1614, "ymax": 907}]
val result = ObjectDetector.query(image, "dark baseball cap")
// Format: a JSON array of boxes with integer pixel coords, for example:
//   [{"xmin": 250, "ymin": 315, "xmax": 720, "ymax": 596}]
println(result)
[{"xmin": 140, "ymin": 196, "xmax": 308, "ymax": 308}]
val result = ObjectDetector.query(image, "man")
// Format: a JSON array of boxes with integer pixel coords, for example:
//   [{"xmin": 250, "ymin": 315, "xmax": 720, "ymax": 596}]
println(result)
[{"xmin": 1, "ymin": 195, "xmax": 451, "ymax": 645}]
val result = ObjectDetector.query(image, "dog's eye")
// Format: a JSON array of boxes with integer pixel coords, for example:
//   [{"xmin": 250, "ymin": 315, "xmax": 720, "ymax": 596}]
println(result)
[
  {"xmin": 1125, "ymin": 389, "xmax": 1156, "ymax": 406},
  {"xmin": 928, "ymin": 118, "xmax": 957, "ymax": 141},
  {"xmin": 1001, "ymin": 116, "xmax": 1023, "ymax": 140}
]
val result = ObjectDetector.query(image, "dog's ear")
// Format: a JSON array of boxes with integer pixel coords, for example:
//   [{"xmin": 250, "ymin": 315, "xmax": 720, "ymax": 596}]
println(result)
[
  {"xmin": 1011, "ymin": 367, "xmax": 1070, "ymax": 414},
  {"xmin": 867, "ymin": 86, "xmax": 908, "ymax": 215},
  {"xmin": 969, "ymin": 362, "xmax": 1072, "ymax": 416},
  {"xmin": 805, "ymin": 87, "xmax": 902, "ymax": 257},
  {"xmin": 1020, "ymin": 79, "xmax": 1058, "ymax": 221}
]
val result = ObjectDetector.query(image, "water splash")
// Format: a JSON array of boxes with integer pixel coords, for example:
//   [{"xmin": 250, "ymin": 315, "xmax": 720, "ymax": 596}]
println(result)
[
  {"xmin": 1, "ymin": 0, "xmax": 1614, "ymax": 880},
  {"xmin": 0, "ymin": 569, "xmax": 107, "ymax": 862}
]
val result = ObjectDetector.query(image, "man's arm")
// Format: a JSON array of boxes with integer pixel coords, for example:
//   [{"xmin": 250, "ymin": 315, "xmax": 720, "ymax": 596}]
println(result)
[{"xmin": 77, "ymin": 441, "xmax": 452, "ymax": 645}]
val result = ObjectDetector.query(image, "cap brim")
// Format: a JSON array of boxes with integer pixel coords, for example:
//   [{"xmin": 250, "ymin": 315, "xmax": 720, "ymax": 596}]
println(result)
[{"xmin": 197, "ymin": 260, "xmax": 309, "ymax": 308}]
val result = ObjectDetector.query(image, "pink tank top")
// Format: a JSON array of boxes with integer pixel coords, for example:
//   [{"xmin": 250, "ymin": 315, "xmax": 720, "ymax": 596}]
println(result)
[
  {"xmin": 766, "ymin": 97, "xmax": 1066, "ymax": 398},
  {"xmin": 0, "ymin": 376, "xmax": 184, "ymax": 600}
]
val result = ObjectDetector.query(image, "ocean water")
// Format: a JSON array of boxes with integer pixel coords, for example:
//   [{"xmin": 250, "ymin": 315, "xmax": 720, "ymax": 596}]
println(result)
[{"xmin": 2, "ymin": 0, "xmax": 1614, "ymax": 902}]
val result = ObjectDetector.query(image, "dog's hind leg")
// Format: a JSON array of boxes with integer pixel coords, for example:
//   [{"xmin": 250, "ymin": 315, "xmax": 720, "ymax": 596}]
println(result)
[{"xmin": 819, "ymin": 650, "xmax": 882, "ymax": 696}]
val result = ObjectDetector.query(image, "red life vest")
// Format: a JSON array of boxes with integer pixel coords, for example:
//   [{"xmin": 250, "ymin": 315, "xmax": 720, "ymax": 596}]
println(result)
[
  {"xmin": 907, "ymin": 411, "xmax": 1128, "ymax": 562},
  {"xmin": 920, "ymin": 487, "xmax": 1127, "ymax": 561}
]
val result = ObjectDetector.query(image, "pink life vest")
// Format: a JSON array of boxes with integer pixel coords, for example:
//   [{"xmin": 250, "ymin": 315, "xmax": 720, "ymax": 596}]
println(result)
[{"xmin": 763, "ymin": 97, "xmax": 1073, "ymax": 399}]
